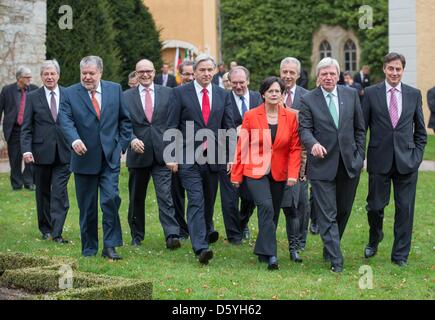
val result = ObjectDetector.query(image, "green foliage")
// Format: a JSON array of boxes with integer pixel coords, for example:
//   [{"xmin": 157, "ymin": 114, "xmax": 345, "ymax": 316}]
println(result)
[
  {"xmin": 111, "ymin": 0, "xmax": 163, "ymax": 89},
  {"xmin": 221, "ymin": 0, "xmax": 388, "ymax": 89},
  {"xmin": 46, "ymin": 1, "xmax": 162, "ymax": 88}
]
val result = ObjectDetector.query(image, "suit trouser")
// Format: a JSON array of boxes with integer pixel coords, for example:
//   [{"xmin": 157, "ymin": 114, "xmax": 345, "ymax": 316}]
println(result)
[
  {"xmin": 366, "ymin": 163, "xmax": 418, "ymax": 262},
  {"xmin": 128, "ymin": 165, "xmax": 180, "ymax": 242},
  {"xmin": 281, "ymin": 180, "xmax": 309, "ymax": 250},
  {"xmin": 310, "ymin": 160, "xmax": 360, "ymax": 266},
  {"xmin": 239, "ymin": 181, "xmax": 256, "ymax": 232},
  {"xmin": 74, "ymin": 160, "xmax": 123, "ymax": 256},
  {"xmin": 218, "ymin": 165, "xmax": 242, "ymax": 242},
  {"xmin": 178, "ymin": 164, "xmax": 218, "ymax": 254},
  {"xmin": 246, "ymin": 175, "xmax": 285, "ymax": 257},
  {"xmin": 34, "ymin": 151, "xmax": 70, "ymax": 238},
  {"xmin": 8, "ymin": 125, "xmax": 33, "ymax": 189},
  {"xmin": 171, "ymin": 172, "xmax": 189, "ymax": 238},
  {"xmin": 309, "ymin": 184, "xmax": 317, "ymax": 225}
]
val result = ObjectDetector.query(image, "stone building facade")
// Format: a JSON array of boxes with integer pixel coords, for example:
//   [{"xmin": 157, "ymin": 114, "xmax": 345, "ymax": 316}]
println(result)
[{"xmin": 0, "ymin": 0, "xmax": 46, "ymax": 159}]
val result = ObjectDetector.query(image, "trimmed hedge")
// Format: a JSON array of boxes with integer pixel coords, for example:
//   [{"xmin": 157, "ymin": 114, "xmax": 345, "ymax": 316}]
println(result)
[{"xmin": 0, "ymin": 253, "xmax": 152, "ymax": 300}]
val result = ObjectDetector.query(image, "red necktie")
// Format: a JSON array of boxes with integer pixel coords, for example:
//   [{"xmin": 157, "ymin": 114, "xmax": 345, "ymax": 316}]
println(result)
[
  {"xmin": 17, "ymin": 88, "xmax": 26, "ymax": 126},
  {"xmin": 91, "ymin": 90, "xmax": 100, "ymax": 120},
  {"xmin": 202, "ymin": 88, "xmax": 210, "ymax": 125},
  {"xmin": 144, "ymin": 87, "xmax": 153, "ymax": 123}
]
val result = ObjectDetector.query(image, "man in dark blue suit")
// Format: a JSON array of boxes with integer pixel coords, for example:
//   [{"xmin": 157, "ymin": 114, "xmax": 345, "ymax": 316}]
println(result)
[
  {"xmin": 59, "ymin": 56, "xmax": 132, "ymax": 260},
  {"xmin": 166, "ymin": 54, "xmax": 235, "ymax": 264},
  {"xmin": 222, "ymin": 66, "xmax": 262, "ymax": 243},
  {"xmin": 21, "ymin": 60, "xmax": 71, "ymax": 243}
]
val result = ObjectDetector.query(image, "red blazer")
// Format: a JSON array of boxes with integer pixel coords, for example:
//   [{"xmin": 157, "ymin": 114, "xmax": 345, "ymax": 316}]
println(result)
[{"xmin": 231, "ymin": 104, "xmax": 301, "ymax": 183}]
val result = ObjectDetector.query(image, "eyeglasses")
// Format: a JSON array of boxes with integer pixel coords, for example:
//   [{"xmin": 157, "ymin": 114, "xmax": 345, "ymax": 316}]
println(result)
[{"xmin": 136, "ymin": 70, "xmax": 154, "ymax": 76}]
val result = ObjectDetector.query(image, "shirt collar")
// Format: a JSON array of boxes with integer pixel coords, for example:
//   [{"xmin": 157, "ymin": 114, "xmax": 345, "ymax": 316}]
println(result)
[
  {"xmin": 320, "ymin": 86, "xmax": 338, "ymax": 98},
  {"xmin": 232, "ymin": 90, "xmax": 249, "ymax": 101},
  {"xmin": 194, "ymin": 80, "xmax": 212, "ymax": 94},
  {"xmin": 287, "ymin": 85, "xmax": 296, "ymax": 96},
  {"xmin": 44, "ymin": 85, "xmax": 60, "ymax": 97},
  {"xmin": 139, "ymin": 83, "xmax": 154, "ymax": 93},
  {"xmin": 385, "ymin": 81, "xmax": 401, "ymax": 93}
]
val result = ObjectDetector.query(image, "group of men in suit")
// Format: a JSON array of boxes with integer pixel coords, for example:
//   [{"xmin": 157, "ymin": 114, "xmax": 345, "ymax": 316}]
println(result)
[{"xmin": 0, "ymin": 51, "xmax": 427, "ymax": 270}]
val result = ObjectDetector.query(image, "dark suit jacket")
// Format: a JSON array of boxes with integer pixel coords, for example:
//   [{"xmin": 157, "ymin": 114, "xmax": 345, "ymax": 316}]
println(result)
[
  {"xmin": 363, "ymin": 82, "xmax": 427, "ymax": 174},
  {"xmin": 167, "ymin": 81, "xmax": 235, "ymax": 171},
  {"xmin": 154, "ymin": 74, "xmax": 177, "ymax": 88},
  {"xmin": 0, "ymin": 82, "xmax": 38, "ymax": 141},
  {"xmin": 125, "ymin": 85, "xmax": 172, "ymax": 168},
  {"xmin": 354, "ymin": 72, "xmax": 371, "ymax": 88},
  {"xmin": 212, "ymin": 73, "xmax": 225, "ymax": 86},
  {"xmin": 229, "ymin": 90, "xmax": 263, "ymax": 127},
  {"xmin": 58, "ymin": 80, "xmax": 132, "ymax": 174},
  {"xmin": 427, "ymin": 86, "xmax": 435, "ymax": 129},
  {"xmin": 299, "ymin": 86, "xmax": 365, "ymax": 181},
  {"xmin": 289, "ymin": 85, "xmax": 309, "ymax": 111},
  {"xmin": 21, "ymin": 86, "xmax": 70, "ymax": 165}
]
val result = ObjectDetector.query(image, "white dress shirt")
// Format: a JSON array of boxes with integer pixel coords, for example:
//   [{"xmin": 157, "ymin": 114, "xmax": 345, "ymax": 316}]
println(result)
[
  {"xmin": 194, "ymin": 80, "xmax": 213, "ymax": 111},
  {"xmin": 321, "ymin": 86, "xmax": 339, "ymax": 118},
  {"xmin": 232, "ymin": 91, "xmax": 250, "ymax": 116},
  {"xmin": 139, "ymin": 83, "xmax": 155, "ymax": 111},
  {"xmin": 44, "ymin": 85, "xmax": 60, "ymax": 113},
  {"xmin": 386, "ymin": 81, "xmax": 403, "ymax": 118}
]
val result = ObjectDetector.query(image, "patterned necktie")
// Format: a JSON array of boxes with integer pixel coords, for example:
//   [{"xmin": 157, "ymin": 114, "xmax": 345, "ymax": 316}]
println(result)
[
  {"xmin": 389, "ymin": 87, "xmax": 399, "ymax": 128},
  {"xmin": 91, "ymin": 90, "xmax": 100, "ymax": 120},
  {"xmin": 327, "ymin": 93, "xmax": 339, "ymax": 128},
  {"xmin": 144, "ymin": 87, "xmax": 153, "ymax": 122},
  {"xmin": 50, "ymin": 91, "xmax": 57, "ymax": 121},
  {"xmin": 17, "ymin": 88, "xmax": 26, "ymax": 126},
  {"xmin": 240, "ymin": 96, "xmax": 248, "ymax": 117},
  {"xmin": 285, "ymin": 88, "xmax": 293, "ymax": 108},
  {"xmin": 202, "ymin": 88, "xmax": 210, "ymax": 125}
]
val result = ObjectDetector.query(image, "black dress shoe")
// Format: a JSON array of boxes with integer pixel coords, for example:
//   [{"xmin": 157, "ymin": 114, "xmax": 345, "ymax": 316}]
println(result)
[
  {"xmin": 131, "ymin": 238, "xmax": 142, "ymax": 246},
  {"xmin": 166, "ymin": 236, "xmax": 181, "ymax": 250},
  {"xmin": 392, "ymin": 259, "xmax": 407, "ymax": 267},
  {"xmin": 208, "ymin": 231, "xmax": 219, "ymax": 244},
  {"xmin": 268, "ymin": 256, "xmax": 279, "ymax": 270},
  {"xmin": 197, "ymin": 249, "xmax": 213, "ymax": 265},
  {"xmin": 102, "ymin": 247, "xmax": 122, "ymax": 260},
  {"xmin": 257, "ymin": 254, "xmax": 268, "ymax": 263},
  {"xmin": 228, "ymin": 238, "xmax": 243, "ymax": 245},
  {"xmin": 53, "ymin": 237, "xmax": 69, "ymax": 244},
  {"xmin": 364, "ymin": 245, "xmax": 378, "ymax": 258},
  {"xmin": 290, "ymin": 251, "xmax": 303, "ymax": 263},
  {"xmin": 41, "ymin": 233, "xmax": 52, "ymax": 240},
  {"xmin": 12, "ymin": 186, "xmax": 23, "ymax": 191},
  {"xmin": 24, "ymin": 184, "xmax": 35, "ymax": 191},
  {"xmin": 331, "ymin": 264, "xmax": 343, "ymax": 273},
  {"xmin": 310, "ymin": 222, "xmax": 319, "ymax": 235}
]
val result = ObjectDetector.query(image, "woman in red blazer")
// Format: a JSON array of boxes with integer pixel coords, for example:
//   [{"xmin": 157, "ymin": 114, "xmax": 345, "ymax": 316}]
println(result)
[{"xmin": 231, "ymin": 77, "xmax": 301, "ymax": 270}]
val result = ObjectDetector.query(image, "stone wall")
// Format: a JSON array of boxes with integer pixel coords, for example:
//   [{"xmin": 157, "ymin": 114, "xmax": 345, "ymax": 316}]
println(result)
[{"xmin": 0, "ymin": 0, "xmax": 46, "ymax": 159}]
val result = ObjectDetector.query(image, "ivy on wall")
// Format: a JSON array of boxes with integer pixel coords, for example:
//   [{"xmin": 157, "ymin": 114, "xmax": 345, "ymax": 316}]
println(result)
[{"xmin": 221, "ymin": 0, "xmax": 388, "ymax": 89}]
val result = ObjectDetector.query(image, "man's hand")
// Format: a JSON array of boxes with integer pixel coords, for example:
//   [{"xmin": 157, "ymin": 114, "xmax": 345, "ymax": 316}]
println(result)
[
  {"xmin": 287, "ymin": 178, "xmax": 297, "ymax": 187},
  {"xmin": 73, "ymin": 140, "xmax": 87, "ymax": 156},
  {"xmin": 131, "ymin": 138, "xmax": 144, "ymax": 154},
  {"xmin": 166, "ymin": 162, "xmax": 178, "ymax": 173},
  {"xmin": 227, "ymin": 162, "xmax": 233, "ymax": 174},
  {"xmin": 23, "ymin": 153, "xmax": 34, "ymax": 164},
  {"xmin": 311, "ymin": 143, "xmax": 327, "ymax": 158}
]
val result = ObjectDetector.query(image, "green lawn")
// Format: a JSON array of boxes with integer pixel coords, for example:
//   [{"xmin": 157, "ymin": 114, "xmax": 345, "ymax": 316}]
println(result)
[
  {"xmin": 424, "ymin": 134, "xmax": 435, "ymax": 161},
  {"xmin": 0, "ymin": 169, "xmax": 433, "ymax": 300}
]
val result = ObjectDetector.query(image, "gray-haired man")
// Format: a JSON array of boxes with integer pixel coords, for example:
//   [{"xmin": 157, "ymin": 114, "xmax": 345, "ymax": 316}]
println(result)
[
  {"xmin": 299, "ymin": 57, "xmax": 365, "ymax": 272},
  {"xmin": 0, "ymin": 66, "xmax": 38, "ymax": 190}
]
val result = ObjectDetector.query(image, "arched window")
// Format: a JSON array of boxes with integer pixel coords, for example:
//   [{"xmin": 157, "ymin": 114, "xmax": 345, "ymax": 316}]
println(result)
[
  {"xmin": 344, "ymin": 39, "xmax": 357, "ymax": 72},
  {"xmin": 319, "ymin": 40, "xmax": 332, "ymax": 59}
]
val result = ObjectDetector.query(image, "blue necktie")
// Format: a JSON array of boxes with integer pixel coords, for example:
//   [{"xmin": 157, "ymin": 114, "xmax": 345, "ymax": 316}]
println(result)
[{"xmin": 240, "ymin": 96, "xmax": 248, "ymax": 117}]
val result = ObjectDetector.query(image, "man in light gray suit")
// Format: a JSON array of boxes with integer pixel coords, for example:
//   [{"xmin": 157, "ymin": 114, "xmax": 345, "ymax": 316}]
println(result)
[
  {"xmin": 299, "ymin": 57, "xmax": 365, "ymax": 272},
  {"xmin": 125, "ymin": 59, "xmax": 181, "ymax": 250},
  {"xmin": 362, "ymin": 53, "xmax": 427, "ymax": 266}
]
